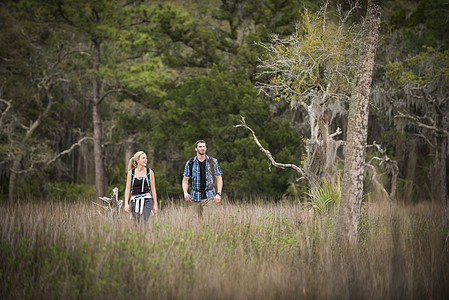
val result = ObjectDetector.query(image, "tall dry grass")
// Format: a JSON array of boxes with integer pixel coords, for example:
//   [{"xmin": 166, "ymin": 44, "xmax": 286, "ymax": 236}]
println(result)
[{"xmin": 1, "ymin": 198, "xmax": 448, "ymax": 299}]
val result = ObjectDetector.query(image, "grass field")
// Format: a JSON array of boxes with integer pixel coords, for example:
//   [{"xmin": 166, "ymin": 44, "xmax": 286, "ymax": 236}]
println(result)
[{"xmin": 1, "ymin": 198, "xmax": 448, "ymax": 299}]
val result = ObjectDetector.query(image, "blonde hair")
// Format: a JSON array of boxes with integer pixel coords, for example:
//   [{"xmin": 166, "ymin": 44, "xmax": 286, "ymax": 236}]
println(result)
[{"xmin": 128, "ymin": 151, "xmax": 146, "ymax": 170}]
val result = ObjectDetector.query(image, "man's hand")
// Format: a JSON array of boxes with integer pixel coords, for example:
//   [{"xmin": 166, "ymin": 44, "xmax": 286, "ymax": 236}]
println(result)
[
  {"xmin": 214, "ymin": 194, "xmax": 221, "ymax": 204},
  {"xmin": 184, "ymin": 193, "xmax": 191, "ymax": 202}
]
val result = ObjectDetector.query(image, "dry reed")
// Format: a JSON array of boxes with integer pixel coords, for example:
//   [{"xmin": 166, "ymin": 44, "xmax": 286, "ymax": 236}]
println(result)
[{"xmin": 0, "ymin": 198, "xmax": 448, "ymax": 299}]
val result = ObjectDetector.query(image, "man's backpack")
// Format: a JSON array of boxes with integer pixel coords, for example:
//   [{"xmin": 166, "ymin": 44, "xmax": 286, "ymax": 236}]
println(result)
[
  {"xmin": 131, "ymin": 167, "xmax": 151, "ymax": 191},
  {"xmin": 188, "ymin": 156, "xmax": 215, "ymax": 178}
]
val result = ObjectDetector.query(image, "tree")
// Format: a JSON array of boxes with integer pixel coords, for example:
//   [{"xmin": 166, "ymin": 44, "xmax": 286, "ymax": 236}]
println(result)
[
  {"xmin": 375, "ymin": 47, "xmax": 449, "ymax": 211},
  {"xmin": 212, "ymin": 0, "xmax": 316, "ymax": 79},
  {"xmin": 17, "ymin": 0, "xmax": 175, "ymax": 198},
  {"xmin": 336, "ymin": 0, "xmax": 383, "ymax": 245},
  {"xmin": 255, "ymin": 3, "xmax": 363, "ymax": 185},
  {"xmin": 0, "ymin": 5, "xmax": 91, "ymax": 201},
  {"xmin": 146, "ymin": 67, "xmax": 303, "ymax": 199}
]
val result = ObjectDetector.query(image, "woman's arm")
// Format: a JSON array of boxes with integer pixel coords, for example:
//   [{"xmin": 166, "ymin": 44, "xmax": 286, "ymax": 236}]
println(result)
[
  {"xmin": 150, "ymin": 170, "xmax": 158, "ymax": 213},
  {"xmin": 124, "ymin": 170, "xmax": 132, "ymax": 213}
]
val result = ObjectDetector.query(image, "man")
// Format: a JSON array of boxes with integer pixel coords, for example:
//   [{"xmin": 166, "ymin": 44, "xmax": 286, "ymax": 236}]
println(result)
[{"xmin": 182, "ymin": 140, "xmax": 223, "ymax": 217}]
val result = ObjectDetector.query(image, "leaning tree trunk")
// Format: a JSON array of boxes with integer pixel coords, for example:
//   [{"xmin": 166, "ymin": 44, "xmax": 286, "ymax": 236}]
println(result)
[
  {"xmin": 8, "ymin": 88, "xmax": 54, "ymax": 202},
  {"xmin": 92, "ymin": 38, "xmax": 107, "ymax": 198},
  {"xmin": 336, "ymin": 0, "xmax": 383, "ymax": 245}
]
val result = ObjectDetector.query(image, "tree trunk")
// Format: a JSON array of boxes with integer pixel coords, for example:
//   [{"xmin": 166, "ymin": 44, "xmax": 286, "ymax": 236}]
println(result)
[
  {"xmin": 444, "ymin": 115, "xmax": 449, "ymax": 217},
  {"xmin": 92, "ymin": 39, "xmax": 107, "ymax": 198},
  {"xmin": 404, "ymin": 141, "xmax": 417, "ymax": 203},
  {"xmin": 432, "ymin": 130, "xmax": 448, "ymax": 213},
  {"xmin": 7, "ymin": 87, "xmax": 53, "ymax": 202},
  {"xmin": 395, "ymin": 117, "xmax": 407, "ymax": 178},
  {"xmin": 439, "ymin": 134, "xmax": 448, "ymax": 214},
  {"xmin": 336, "ymin": 0, "xmax": 383, "ymax": 245},
  {"xmin": 125, "ymin": 136, "xmax": 133, "ymax": 172},
  {"xmin": 8, "ymin": 156, "xmax": 21, "ymax": 203}
]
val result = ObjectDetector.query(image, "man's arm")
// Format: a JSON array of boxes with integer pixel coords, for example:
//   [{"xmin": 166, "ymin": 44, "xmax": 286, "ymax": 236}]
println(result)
[
  {"xmin": 182, "ymin": 176, "xmax": 191, "ymax": 202},
  {"xmin": 214, "ymin": 175, "xmax": 223, "ymax": 203}
]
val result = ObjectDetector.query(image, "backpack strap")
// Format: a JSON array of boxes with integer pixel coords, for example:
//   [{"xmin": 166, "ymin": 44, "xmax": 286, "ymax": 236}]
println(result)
[
  {"xmin": 131, "ymin": 169, "xmax": 136, "ymax": 188},
  {"xmin": 208, "ymin": 156, "xmax": 215, "ymax": 179},
  {"xmin": 131, "ymin": 168, "xmax": 151, "ymax": 190},
  {"xmin": 145, "ymin": 167, "xmax": 151, "ymax": 189},
  {"xmin": 189, "ymin": 156, "xmax": 215, "ymax": 178},
  {"xmin": 188, "ymin": 157, "xmax": 195, "ymax": 177},
  {"xmin": 188, "ymin": 156, "xmax": 217, "ymax": 191}
]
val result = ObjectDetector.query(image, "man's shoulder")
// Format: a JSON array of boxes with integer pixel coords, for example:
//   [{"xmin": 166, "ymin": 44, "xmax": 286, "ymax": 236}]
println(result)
[{"xmin": 208, "ymin": 156, "xmax": 219, "ymax": 163}]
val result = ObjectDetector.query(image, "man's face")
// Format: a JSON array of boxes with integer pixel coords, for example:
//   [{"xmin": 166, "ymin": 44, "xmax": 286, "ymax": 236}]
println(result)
[{"xmin": 195, "ymin": 142, "xmax": 207, "ymax": 155}]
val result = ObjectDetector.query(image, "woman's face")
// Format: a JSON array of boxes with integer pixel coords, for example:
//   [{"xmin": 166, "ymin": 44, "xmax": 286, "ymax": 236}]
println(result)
[{"xmin": 137, "ymin": 153, "xmax": 147, "ymax": 167}]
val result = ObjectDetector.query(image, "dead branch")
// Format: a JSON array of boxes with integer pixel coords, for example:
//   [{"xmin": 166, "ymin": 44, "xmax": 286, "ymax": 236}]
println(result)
[
  {"xmin": 364, "ymin": 163, "xmax": 393, "ymax": 202},
  {"xmin": 366, "ymin": 142, "xmax": 399, "ymax": 203},
  {"xmin": 0, "ymin": 98, "xmax": 12, "ymax": 129},
  {"xmin": 395, "ymin": 111, "xmax": 448, "ymax": 136},
  {"xmin": 99, "ymin": 88, "xmax": 139, "ymax": 104},
  {"xmin": 414, "ymin": 133, "xmax": 435, "ymax": 148},
  {"xmin": 93, "ymin": 187, "xmax": 123, "ymax": 220},
  {"xmin": 47, "ymin": 136, "xmax": 93, "ymax": 165},
  {"xmin": 234, "ymin": 116, "xmax": 308, "ymax": 182},
  {"xmin": 12, "ymin": 162, "xmax": 35, "ymax": 175}
]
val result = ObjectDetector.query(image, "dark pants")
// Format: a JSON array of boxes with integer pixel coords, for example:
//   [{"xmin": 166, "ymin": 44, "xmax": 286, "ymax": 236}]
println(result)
[{"xmin": 130, "ymin": 198, "xmax": 153, "ymax": 222}]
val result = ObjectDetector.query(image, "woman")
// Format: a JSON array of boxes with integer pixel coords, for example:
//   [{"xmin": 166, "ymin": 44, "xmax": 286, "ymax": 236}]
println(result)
[{"xmin": 124, "ymin": 151, "xmax": 158, "ymax": 222}]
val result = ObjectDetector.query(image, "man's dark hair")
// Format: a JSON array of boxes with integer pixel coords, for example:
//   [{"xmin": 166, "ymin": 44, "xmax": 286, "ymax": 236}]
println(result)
[{"xmin": 195, "ymin": 140, "xmax": 206, "ymax": 148}]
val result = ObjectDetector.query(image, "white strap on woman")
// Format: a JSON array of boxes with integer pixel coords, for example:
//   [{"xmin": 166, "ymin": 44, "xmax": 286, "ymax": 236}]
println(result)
[{"xmin": 130, "ymin": 193, "xmax": 151, "ymax": 215}]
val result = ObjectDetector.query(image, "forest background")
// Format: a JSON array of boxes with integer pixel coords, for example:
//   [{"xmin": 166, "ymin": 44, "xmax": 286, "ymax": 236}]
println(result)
[{"xmin": 0, "ymin": 0, "xmax": 448, "ymax": 205}]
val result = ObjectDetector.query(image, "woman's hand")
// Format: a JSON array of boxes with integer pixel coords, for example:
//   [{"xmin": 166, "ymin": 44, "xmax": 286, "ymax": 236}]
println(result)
[{"xmin": 124, "ymin": 203, "xmax": 130, "ymax": 213}]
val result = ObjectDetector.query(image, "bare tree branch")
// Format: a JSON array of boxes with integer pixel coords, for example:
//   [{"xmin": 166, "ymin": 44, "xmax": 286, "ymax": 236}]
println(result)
[
  {"xmin": 99, "ymin": 88, "xmax": 140, "ymax": 104},
  {"xmin": 395, "ymin": 111, "xmax": 448, "ymax": 136},
  {"xmin": 12, "ymin": 163, "xmax": 35, "ymax": 175},
  {"xmin": 414, "ymin": 133, "xmax": 436, "ymax": 148},
  {"xmin": 0, "ymin": 98, "xmax": 12, "ymax": 129},
  {"xmin": 234, "ymin": 116, "xmax": 308, "ymax": 181},
  {"xmin": 365, "ymin": 163, "xmax": 394, "ymax": 203},
  {"xmin": 47, "ymin": 136, "xmax": 93, "ymax": 165},
  {"xmin": 366, "ymin": 142, "xmax": 399, "ymax": 203}
]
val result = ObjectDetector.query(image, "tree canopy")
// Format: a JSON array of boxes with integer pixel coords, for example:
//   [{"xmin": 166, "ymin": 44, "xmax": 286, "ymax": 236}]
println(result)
[{"xmin": 0, "ymin": 0, "xmax": 447, "ymax": 206}]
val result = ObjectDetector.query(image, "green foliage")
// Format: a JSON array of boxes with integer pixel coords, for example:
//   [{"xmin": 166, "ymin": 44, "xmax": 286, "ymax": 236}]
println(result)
[
  {"xmin": 384, "ymin": 0, "xmax": 449, "ymax": 50},
  {"xmin": 46, "ymin": 183, "xmax": 97, "ymax": 200},
  {"xmin": 259, "ymin": 7, "xmax": 360, "ymax": 104},
  {"xmin": 306, "ymin": 177, "xmax": 341, "ymax": 214},
  {"xmin": 1, "ymin": 0, "xmax": 446, "ymax": 203},
  {"xmin": 145, "ymin": 66, "xmax": 303, "ymax": 199}
]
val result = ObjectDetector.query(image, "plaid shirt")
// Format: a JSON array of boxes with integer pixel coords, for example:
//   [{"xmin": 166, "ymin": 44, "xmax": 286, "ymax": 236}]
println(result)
[{"xmin": 183, "ymin": 155, "xmax": 222, "ymax": 202}]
